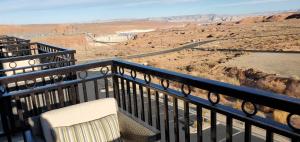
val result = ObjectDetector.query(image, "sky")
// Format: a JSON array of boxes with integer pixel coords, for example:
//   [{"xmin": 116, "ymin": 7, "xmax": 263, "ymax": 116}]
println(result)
[{"xmin": 0, "ymin": 0, "xmax": 299, "ymax": 24}]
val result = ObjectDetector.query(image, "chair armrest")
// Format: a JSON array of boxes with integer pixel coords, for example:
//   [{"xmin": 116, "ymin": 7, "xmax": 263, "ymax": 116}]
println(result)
[
  {"xmin": 25, "ymin": 130, "xmax": 35, "ymax": 142},
  {"xmin": 118, "ymin": 110, "xmax": 161, "ymax": 142},
  {"xmin": 26, "ymin": 116, "xmax": 45, "ymax": 142},
  {"xmin": 24, "ymin": 130, "xmax": 45, "ymax": 142}
]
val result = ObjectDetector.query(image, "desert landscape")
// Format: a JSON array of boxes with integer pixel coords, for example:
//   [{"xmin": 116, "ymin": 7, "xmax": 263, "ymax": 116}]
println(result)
[{"xmin": 1, "ymin": 12, "xmax": 300, "ymax": 127}]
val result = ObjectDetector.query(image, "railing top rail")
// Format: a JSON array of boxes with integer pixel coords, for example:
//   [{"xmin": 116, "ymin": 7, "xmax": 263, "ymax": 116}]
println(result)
[
  {"xmin": 0, "ymin": 40, "xmax": 30, "ymax": 46},
  {"xmin": 4, "ymin": 41, "xmax": 31, "ymax": 45},
  {"xmin": 0, "ymin": 50, "xmax": 76, "ymax": 63},
  {"xmin": 0, "ymin": 36, "xmax": 20, "ymax": 40},
  {"xmin": 0, "ymin": 59, "xmax": 112, "ymax": 85},
  {"xmin": 35, "ymin": 42, "xmax": 71, "ymax": 51},
  {"xmin": 0, "ymin": 35, "xmax": 8, "ymax": 38},
  {"xmin": 1, "ymin": 48, "xmax": 36, "ymax": 53},
  {"xmin": 113, "ymin": 59, "xmax": 300, "ymax": 115},
  {"xmin": 0, "ymin": 59, "xmax": 76, "ymax": 73},
  {"xmin": 0, "ymin": 42, "xmax": 68, "ymax": 51},
  {"xmin": 0, "ymin": 40, "xmax": 30, "ymax": 44},
  {"xmin": 0, "ymin": 36, "xmax": 28, "ymax": 42}
]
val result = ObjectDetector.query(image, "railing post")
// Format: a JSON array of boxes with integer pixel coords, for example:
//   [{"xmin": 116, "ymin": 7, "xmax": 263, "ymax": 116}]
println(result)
[
  {"xmin": 0, "ymin": 95, "xmax": 12, "ymax": 142},
  {"xmin": 69, "ymin": 53, "xmax": 80, "ymax": 104},
  {"xmin": 112, "ymin": 63, "xmax": 121, "ymax": 107},
  {"xmin": 184, "ymin": 101, "xmax": 190, "ymax": 142},
  {"xmin": 70, "ymin": 52, "xmax": 76, "ymax": 66}
]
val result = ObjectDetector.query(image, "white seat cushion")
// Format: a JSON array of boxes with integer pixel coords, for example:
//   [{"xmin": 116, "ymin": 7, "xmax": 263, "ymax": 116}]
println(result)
[
  {"xmin": 52, "ymin": 114, "xmax": 121, "ymax": 142},
  {"xmin": 40, "ymin": 98, "xmax": 118, "ymax": 142}
]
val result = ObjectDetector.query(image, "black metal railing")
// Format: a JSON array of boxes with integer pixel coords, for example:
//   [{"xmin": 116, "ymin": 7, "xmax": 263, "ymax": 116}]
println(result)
[
  {"xmin": 0, "ymin": 42, "xmax": 76, "ymax": 77},
  {"xmin": 0, "ymin": 59, "xmax": 299, "ymax": 142},
  {"xmin": 0, "ymin": 36, "xmax": 30, "ymax": 46},
  {"xmin": 0, "ymin": 42, "xmax": 74, "ymax": 58}
]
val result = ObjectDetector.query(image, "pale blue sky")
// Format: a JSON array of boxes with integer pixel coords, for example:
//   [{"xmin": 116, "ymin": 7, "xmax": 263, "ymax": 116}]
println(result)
[{"xmin": 0, "ymin": 0, "xmax": 299, "ymax": 24}]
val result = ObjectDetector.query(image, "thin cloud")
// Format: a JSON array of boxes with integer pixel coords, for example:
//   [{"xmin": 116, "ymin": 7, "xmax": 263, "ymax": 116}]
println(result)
[
  {"xmin": 213, "ymin": 0, "xmax": 292, "ymax": 8},
  {"xmin": 0, "ymin": 0, "xmax": 200, "ymax": 13},
  {"xmin": 0, "ymin": 0, "xmax": 111, "ymax": 12},
  {"xmin": 123, "ymin": 0, "xmax": 199, "ymax": 7}
]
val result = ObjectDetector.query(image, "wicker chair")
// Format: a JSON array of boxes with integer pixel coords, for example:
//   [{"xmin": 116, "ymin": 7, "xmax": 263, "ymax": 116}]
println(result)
[{"xmin": 24, "ymin": 98, "xmax": 160, "ymax": 142}]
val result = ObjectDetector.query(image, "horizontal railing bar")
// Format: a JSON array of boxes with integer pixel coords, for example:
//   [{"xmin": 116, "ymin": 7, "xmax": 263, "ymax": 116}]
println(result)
[
  {"xmin": 0, "ymin": 60, "xmax": 112, "ymax": 83},
  {"xmin": 0, "ymin": 36, "xmax": 26, "ymax": 40},
  {"xmin": 0, "ymin": 36, "xmax": 10, "ymax": 40},
  {"xmin": 6, "ymin": 77, "xmax": 59, "ymax": 91},
  {"xmin": 0, "ymin": 42, "xmax": 32, "ymax": 48},
  {"xmin": 0, "ymin": 50, "xmax": 76, "ymax": 63},
  {"xmin": 113, "ymin": 60, "xmax": 300, "ymax": 115},
  {"xmin": 37, "ymin": 42, "xmax": 70, "ymax": 51},
  {"xmin": 115, "ymin": 74, "xmax": 300, "ymax": 138},
  {"xmin": 2, "ymin": 74, "xmax": 112, "ymax": 98},
  {"xmin": 0, "ymin": 40, "xmax": 30, "ymax": 45},
  {"xmin": 0, "ymin": 60, "xmax": 76, "ymax": 73},
  {"xmin": 0, "ymin": 43, "xmax": 70, "ymax": 58},
  {"xmin": 0, "ymin": 42, "xmax": 67, "ymax": 52},
  {"xmin": 0, "ymin": 39, "xmax": 29, "ymax": 42},
  {"xmin": 0, "ymin": 48, "xmax": 36, "ymax": 54}
]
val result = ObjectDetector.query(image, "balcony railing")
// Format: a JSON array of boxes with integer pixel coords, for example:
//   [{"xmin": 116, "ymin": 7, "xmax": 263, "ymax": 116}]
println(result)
[
  {"xmin": 0, "ymin": 59, "xmax": 299, "ymax": 142},
  {"xmin": 0, "ymin": 42, "xmax": 76, "ymax": 77},
  {"xmin": 0, "ymin": 36, "xmax": 30, "ymax": 46}
]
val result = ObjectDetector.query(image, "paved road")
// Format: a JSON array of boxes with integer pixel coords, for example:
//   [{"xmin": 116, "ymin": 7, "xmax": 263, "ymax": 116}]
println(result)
[
  {"xmin": 124, "ymin": 40, "xmax": 216, "ymax": 59},
  {"xmin": 78, "ymin": 39, "xmax": 216, "ymax": 63}
]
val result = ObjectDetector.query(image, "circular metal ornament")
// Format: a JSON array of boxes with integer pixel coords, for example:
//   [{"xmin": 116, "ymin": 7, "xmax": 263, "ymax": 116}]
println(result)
[
  {"xmin": 160, "ymin": 79, "xmax": 169, "ymax": 90},
  {"xmin": 28, "ymin": 59, "xmax": 36, "ymax": 66},
  {"xmin": 78, "ymin": 71, "xmax": 88, "ymax": 79},
  {"xmin": 100, "ymin": 66, "xmax": 109, "ymax": 75},
  {"xmin": 241, "ymin": 101, "xmax": 258, "ymax": 117},
  {"xmin": 9, "ymin": 62, "xmax": 17, "ymax": 68},
  {"xmin": 118, "ymin": 67, "xmax": 124, "ymax": 75},
  {"xmin": 287, "ymin": 113, "xmax": 300, "ymax": 131},
  {"xmin": 181, "ymin": 84, "xmax": 191, "ymax": 96},
  {"xmin": 208, "ymin": 92, "xmax": 220, "ymax": 105},
  {"xmin": 130, "ymin": 70, "xmax": 137, "ymax": 79},
  {"xmin": 144, "ymin": 74, "xmax": 151, "ymax": 84}
]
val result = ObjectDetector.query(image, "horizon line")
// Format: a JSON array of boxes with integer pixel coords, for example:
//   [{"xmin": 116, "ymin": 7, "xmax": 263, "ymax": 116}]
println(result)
[{"xmin": 0, "ymin": 9, "xmax": 298, "ymax": 25}]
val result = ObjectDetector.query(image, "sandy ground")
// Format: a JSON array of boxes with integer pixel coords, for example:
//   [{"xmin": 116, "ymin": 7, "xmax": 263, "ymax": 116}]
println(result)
[
  {"xmin": 0, "ymin": 21, "xmax": 184, "ymax": 36},
  {"xmin": 222, "ymin": 53, "xmax": 300, "ymax": 78},
  {"xmin": 1, "ymin": 13, "xmax": 299, "ymax": 96}
]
